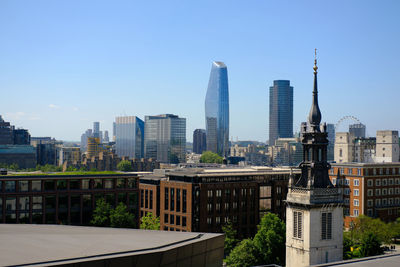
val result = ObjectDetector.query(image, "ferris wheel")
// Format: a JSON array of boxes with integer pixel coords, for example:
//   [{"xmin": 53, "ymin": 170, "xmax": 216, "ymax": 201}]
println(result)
[{"xmin": 335, "ymin": 116, "xmax": 363, "ymax": 131}]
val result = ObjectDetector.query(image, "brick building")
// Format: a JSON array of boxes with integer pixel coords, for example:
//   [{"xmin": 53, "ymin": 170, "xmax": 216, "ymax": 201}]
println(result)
[
  {"xmin": 0, "ymin": 173, "xmax": 139, "ymax": 226},
  {"xmin": 141, "ymin": 167, "xmax": 299, "ymax": 238},
  {"xmin": 329, "ymin": 163, "xmax": 400, "ymax": 227}
]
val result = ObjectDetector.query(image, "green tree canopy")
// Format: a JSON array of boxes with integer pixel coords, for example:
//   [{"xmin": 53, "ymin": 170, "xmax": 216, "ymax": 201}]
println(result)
[
  {"xmin": 253, "ymin": 212, "xmax": 286, "ymax": 265},
  {"xmin": 110, "ymin": 202, "xmax": 136, "ymax": 228},
  {"xmin": 225, "ymin": 213, "xmax": 286, "ymax": 267},
  {"xmin": 91, "ymin": 198, "xmax": 111, "ymax": 227},
  {"xmin": 140, "ymin": 212, "xmax": 160, "ymax": 230},
  {"xmin": 200, "ymin": 151, "xmax": 223, "ymax": 164},
  {"xmin": 222, "ymin": 221, "xmax": 239, "ymax": 256},
  {"xmin": 117, "ymin": 160, "xmax": 133, "ymax": 171},
  {"xmin": 225, "ymin": 239, "xmax": 258, "ymax": 267}
]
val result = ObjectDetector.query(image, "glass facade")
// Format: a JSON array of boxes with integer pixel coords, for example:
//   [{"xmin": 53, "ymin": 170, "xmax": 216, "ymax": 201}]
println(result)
[
  {"xmin": 115, "ymin": 116, "xmax": 144, "ymax": 159},
  {"xmin": 193, "ymin": 129, "xmax": 206, "ymax": 154},
  {"xmin": 269, "ymin": 80, "xmax": 293, "ymax": 146},
  {"xmin": 144, "ymin": 114, "xmax": 186, "ymax": 163},
  {"xmin": 205, "ymin": 61, "xmax": 229, "ymax": 157}
]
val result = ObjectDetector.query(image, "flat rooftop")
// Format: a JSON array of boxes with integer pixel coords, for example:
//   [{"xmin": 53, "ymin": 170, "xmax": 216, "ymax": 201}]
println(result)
[
  {"xmin": 0, "ymin": 224, "xmax": 223, "ymax": 266},
  {"xmin": 314, "ymin": 252, "xmax": 400, "ymax": 267}
]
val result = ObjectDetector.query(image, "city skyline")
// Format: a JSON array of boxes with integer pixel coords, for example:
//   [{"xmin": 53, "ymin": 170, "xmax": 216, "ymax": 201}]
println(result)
[{"xmin": 1, "ymin": 1, "xmax": 400, "ymax": 142}]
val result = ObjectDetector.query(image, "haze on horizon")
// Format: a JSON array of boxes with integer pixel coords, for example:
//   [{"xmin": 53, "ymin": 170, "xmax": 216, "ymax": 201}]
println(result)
[{"xmin": 1, "ymin": 0, "xmax": 399, "ymax": 142}]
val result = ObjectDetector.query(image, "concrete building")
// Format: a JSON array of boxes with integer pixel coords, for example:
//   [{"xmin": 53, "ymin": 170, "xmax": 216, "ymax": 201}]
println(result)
[
  {"xmin": 269, "ymin": 80, "xmax": 293, "ymax": 146},
  {"xmin": 59, "ymin": 147, "xmax": 80, "ymax": 166},
  {"xmin": 334, "ymin": 130, "xmax": 399, "ymax": 163},
  {"xmin": 0, "ymin": 224, "xmax": 224, "ymax": 267},
  {"xmin": 286, "ymin": 57, "xmax": 343, "ymax": 266},
  {"xmin": 376, "ymin": 130, "xmax": 399, "ymax": 163},
  {"xmin": 330, "ymin": 163, "xmax": 400, "ymax": 227}
]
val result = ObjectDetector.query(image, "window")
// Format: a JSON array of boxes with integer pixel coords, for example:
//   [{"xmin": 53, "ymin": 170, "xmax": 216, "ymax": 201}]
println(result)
[
  {"xmin": 367, "ymin": 180, "xmax": 373, "ymax": 187},
  {"xmin": 353, "ymin": 179, "xmax": 359, "ymax": 186},
  {"xmin": 293, "ymin": 211, "xmax": 303, "ymax": 239},
  {"xmin": 176, "ymin": 189, "xmax": 181, "ymax": 212},
  {"xmin": 207, "ymin": 190, "xmax": 213, "ymax": 198},
  {"xmin": 19, "ymin": 181, "xmax": 29, "ymax": 192},
  {"xmin": 388, "ymin": 188, "xmax": 393, "ymax": 195},
  {"xmin": 216, "ymin": 217, "xmax": 221, "ymax": 225},
  {"xmin": 182, "ymin": 217, "xmax": 187, "ymax": 227},
  {"xmin": 367, "ymin": 189, "xmax": 373, "ymax": 196},
  {"xmin": 276, "ymin": 187, "xmax": 282, "ymax": 194},
  {"xmin": 348, "ymin": 168, "xmax": 352, "ymax": 175},
  {"xmin": 354, "ymin": 189, "xmax": 359, "ymax": 196},
  {"xmin": 340, "ymin": 168, "xmax": 344, "ymax": 174},
  {"xmin": 321, "ymin": 212, "xmax": 332, "ymax": 240},
  {"xmin": 382, "ymin": 189, "xmax": 387, "ymax": 196},
  {"xmin": 382, "ymin": 179, "xmax": 387, "ymax": 186},
  {"xmin": 216, "ymin": 190, "xmax": 222, "ymax": 197},
  {"xmin": 376, "ymin": 189, "xmax": 381, "ymax": 196},
  {"xmin": 389, "ymin": 179, "xmax": 394, "ymax": 185},
  {"xmin": 176, "ymin": 216, "xmax": 180, "ymax": 226},
  {"xmin": 379, "ymin": 168, "xmax": 383, "ymax": 175},
  {"xmin": 395, "ymin": 178, "xmax": 400, "ymax": 185},
  {"xmin": 207, "ymin": 203, "xmax": 212, "ymax": 213},
  {"xmin": 376, "ymin": 179, "xmax": 381, "ymax": 186},
  {"xmin": 357, "ymin": 168, "xmax": 362, "ymax": 175},
  {"xmin": 332, "ymin": 178, "xmax": 336, "ymax": 185},
  {"xmin": 339, "ymin": 149, "xmax": 343, "ymax": 157},
  {"xmin": 345, "ymin": 179, "xmax": 350, "ymax": 186},
  {"xmin": 145, "ymin": 190, "xmax": 148, "ymax": 208},
  {"xmin": 32, "ymin": 180, "xmax": 41, "ymax": 191},
  {"xmin": 354, "ymin": 209, "xmax": 359, "ymax": 217},
  {"xmin": 207, "ymin": 217, "xmax": 212, "ymax": 225},
  {"xmin": 382, "ymin": 199, "xmax": 387, "ymax": 206},
  {"xmin": 375, "ymin": 199, "xmax": 381, "ymax": 206},
  {"xmin": 170, "ymin": 188, "xmax": 174, "ymax": 211},
  {"xmin": 164, "ymin": 214, "xmax": 168, "ymax": 223},
  {"xmin": 164, "ymin": 188, "xmax": 169, "ymax": 210},
  {"xmin": 182, "ymin": 190, "xmax": 187, "ymax": 213},
  {"xmin": 150, "ymin": 190, "xmax": 153, "ymax": 209},
  {"xmin": 367, "ymin": 209, "xmax": 373, "ymax": 217},
  {"xmin": 367, "ymin": 200, "xmax": 373, "ymax": 207},
  {"xmin": 170, "ymin": 214, "xmax": 174, "ymax": 224},
  {"xmin": 344, "ymin": 188, "xmax": 350, "ymax": 195},
  {"xmin": 354, "ymin": 199, "xmax": 359, "ymax": 206},
  {"xmin": 216, "ymin": 203, "xmax": 221, "ymax": 212},
  {"xmin": 344, "ymin": 198, "xmax": 350, "ymax": 205}
]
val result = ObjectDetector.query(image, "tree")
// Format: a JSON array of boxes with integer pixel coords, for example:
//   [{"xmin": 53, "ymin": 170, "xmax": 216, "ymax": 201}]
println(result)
[
  {"xmin": 91, "ymin": 198, "xmax": 111, "ymax": 227},
  {"xmin": 225, "ymin": 213, "xmax": 286, "ymax": 267},
  {"xmin": 110, "ymin": 202, "xmax": 136, "ymax": 228},
  {"xmin": 222, "ymin": 221, "xmax": 239, "ymax": 256},
  {"xmin": 253, "ymin": 212, "xmax": 286, "ymax": 266},
  {"xmin": 359, "ymin": 232, "xmax": 383, "ymax": 257},
  {"xmin": 225, "ymin": 239, "xmax": 258, "ymax": 267},
  {"xmin": 200, "ymin": 151, "xmax": 223, "ymax": 164},
  {"xmin": 117, "ymin": 160, "xmax": 133, "ymax": 171},
  {"xmin": 140, "ymin": 212, "xmax": 160, "ymax": 230}
]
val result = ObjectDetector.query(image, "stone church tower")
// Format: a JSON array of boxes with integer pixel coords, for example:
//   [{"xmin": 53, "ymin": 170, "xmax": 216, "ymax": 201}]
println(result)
[{"xmin": 285, "ymin": 53, "xmax": 343, "ymax": 266}]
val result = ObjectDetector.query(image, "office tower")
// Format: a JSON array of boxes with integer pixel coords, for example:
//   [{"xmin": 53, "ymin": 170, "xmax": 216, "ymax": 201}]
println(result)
[
  {"xmin": 193, "ymin": 129, "xmax": 206, "ymax": 154},
  {"xmin": 115, "ymin": 116, "xmax": 144, "ymax": 159},
  {"xmin": 269, "ymin": 80, "xmax": 293, "ymax": 146},
  {"xmin": 144, "ymin": 114, "xmax": 186, "ymax": 163},
  {"xmin": 0, "ymin": 115, "xmax": 13, "ymax": 145},
  {"xmin": 326, "ymin": 123, "xmax": 335, "ymax": 161},
  {"xmin": 349, "ymin": 123, "xmax": 366, "ymax": 138},
  {"xmin": 104, "ymin": 130, "xmax": 110, "ymax": 143},
  {"xmin": 93, "ymin": 122, "xmax": 100, "ymax": 138},
  {"xmin": 205, "ymin": 61, "xmax": 229, "ymax": 157},
  {"xmin": 286, "ymin": 56, "xmax": 343, "ymax": 266}
]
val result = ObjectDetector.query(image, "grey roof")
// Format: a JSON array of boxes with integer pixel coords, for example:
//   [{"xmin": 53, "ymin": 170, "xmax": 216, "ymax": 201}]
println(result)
[
  {"xmin": 0, "ymin": 224, "xmax": 222, "ymax": 266},
  {"xmin": 314, "ymin": 252, "xmax": 400, "ymax": 267}
]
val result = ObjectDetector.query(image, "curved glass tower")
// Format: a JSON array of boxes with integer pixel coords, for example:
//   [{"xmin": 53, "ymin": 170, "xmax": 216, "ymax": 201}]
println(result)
[{"xmin": 205, "ymin": 61, "xmax": 229, "ymax": 157}]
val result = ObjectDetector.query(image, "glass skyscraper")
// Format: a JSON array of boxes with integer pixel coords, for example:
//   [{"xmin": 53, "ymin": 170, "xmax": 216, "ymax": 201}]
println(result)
[
  {"xmin": 205, "ymin": 61, "xmax": 229, "ymax": 157},
  {"xmin": 115, "ymin": 116, "xmax": 144, "ymax": 159},
  {"xmin": 144, "ymin": 114, "xmax": 186, "ymax": 164},
  {"xmin": 269, "ymin": 80, "xmax": 293, "ymax": 146}
]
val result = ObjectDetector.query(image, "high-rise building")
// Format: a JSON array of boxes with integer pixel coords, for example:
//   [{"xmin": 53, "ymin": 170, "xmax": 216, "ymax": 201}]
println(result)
[
  {"xmin": 115, "ymin": 116, "xmax": 144, "ymax": 159},
  {"xmin": 327, "ymin": 123, "xmax": 335, "ymax": 161},
  {"xmin": 286, "ymin": 57, "xmax": 343, "ymax": 266},
  {"xmin": 93, "ymin": 122, "xmax": 100, "ymax": 138},
  {"xmin": 269, "ymin": 80, "xmax": 293, "ymax": 146},
  {"xmin": 193, "ymin": 129, "xmax": 206, "ymax": 154},
  {"xmin": 80, "ymin": 129, "xmax": 93, "ymax": 152},
  {"xmin": 144, "ymin": 114, "xmax": 186, "ymax": 164},
  {"xmin": 349, "ymin": 123, "xmax": 366, "ymax": 138},
  {"xmin": 205, "ymin": 61, "xmax": 229, "ymax": 157},
  {"xmin": 104, "ymin": 130, "xmax": 110, "ymax": 143}
]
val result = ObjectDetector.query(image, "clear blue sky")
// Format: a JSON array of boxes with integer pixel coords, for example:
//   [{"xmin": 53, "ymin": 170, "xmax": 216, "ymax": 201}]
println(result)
[{"xmin": 1, "ymin": 0, "xmax": 399, "ymax": 142}]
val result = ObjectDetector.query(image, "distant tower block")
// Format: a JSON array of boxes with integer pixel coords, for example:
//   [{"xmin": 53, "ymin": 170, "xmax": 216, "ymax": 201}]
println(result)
[{"xmin": 285, "ymin": 52, "xmax": 343, "ymax": 267}]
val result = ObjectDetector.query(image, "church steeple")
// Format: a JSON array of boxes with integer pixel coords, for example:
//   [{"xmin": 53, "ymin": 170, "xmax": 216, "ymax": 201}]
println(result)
[{"xmin": 308, "ymin": 49, "xmax": 322, "ymax": 132}]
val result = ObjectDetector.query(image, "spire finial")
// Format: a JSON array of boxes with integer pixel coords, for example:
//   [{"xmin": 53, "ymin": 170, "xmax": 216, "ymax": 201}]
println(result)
[{"xmin": 313, "ymin": 48, "xmax": 318, "ymax": 74}]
